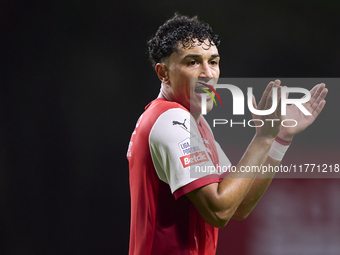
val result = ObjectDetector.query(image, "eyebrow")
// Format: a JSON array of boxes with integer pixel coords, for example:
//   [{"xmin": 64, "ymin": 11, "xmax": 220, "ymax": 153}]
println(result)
[{"xmin": 183, "ymin": 54, "xmax": 220, "ymax": 59}]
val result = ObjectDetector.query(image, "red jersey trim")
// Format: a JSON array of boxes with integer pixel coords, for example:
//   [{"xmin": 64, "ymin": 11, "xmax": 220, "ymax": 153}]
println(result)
[
  {"xmin": 275, "ymin": 136, "xmax": 292, "ymax": 146},
  {"xmin": 219, "ymin": 166, "xmax": 232, "ymax": 179},
  {"xmin": 173, "ymin": 175, "xmax": 222, "ymax": 200}
]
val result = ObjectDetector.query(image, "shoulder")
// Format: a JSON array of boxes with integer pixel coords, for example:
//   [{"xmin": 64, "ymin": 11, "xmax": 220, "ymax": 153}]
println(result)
[
  {"xmin": 149, "ymin": 105, "xmax": 192, "ymax": 145},
  {"xmin": 141, "ymin": 98, "xmax": 191, "ymax": 132},
  {"xmin": 131, "ymin": 98, "xmax": 193, "ymax": 146}
]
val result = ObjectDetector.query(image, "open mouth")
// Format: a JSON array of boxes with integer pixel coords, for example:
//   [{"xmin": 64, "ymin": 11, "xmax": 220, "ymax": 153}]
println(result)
[
  {"xmin": 195, "ymin": 82, "xmax": 215, "ymax": 95},
  {"xmin": 193, "ymin": 82, "xmax": 222, "ymax": 107},
  {"xmin": 195, "ymin": 87, "xmax": 212, "ymax": 94}
]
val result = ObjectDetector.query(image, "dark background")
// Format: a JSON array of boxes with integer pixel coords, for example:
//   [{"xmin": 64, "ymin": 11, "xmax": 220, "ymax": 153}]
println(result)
[{"xmin": 1, "ymin": 1, "xmax": 340, "ymax": 254}]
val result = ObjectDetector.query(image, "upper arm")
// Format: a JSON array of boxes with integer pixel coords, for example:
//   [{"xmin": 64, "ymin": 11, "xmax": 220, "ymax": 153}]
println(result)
[
  {"xmin": 149, "ymin": 109, "xmax": 249, "ymax": 228},
  {"xmin": 149, "ymin": 108, "xmax": 218, "ymax": 196},
  {"xmin": 186, "ymin": 174, "xmax": 259, "ymax": 227},
  {"xmin": 186, "ymin": 181, "xmax": 232, "ymax": 228}
]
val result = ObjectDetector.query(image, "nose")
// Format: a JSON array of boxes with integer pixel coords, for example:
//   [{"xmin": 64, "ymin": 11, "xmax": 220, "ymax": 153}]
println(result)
[{"xmin": 199, "ymin": 62, "xmax": 213, "ymax": 79}]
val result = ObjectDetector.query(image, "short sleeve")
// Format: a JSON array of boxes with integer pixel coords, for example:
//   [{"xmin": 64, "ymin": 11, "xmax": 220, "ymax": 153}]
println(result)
[{"xmin": 149, "ymin": 108, "xmax": 219, "ymax": 197}]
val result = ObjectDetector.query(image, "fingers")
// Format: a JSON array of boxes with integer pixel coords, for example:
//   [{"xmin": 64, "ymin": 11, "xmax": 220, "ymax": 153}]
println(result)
[
  {"xmin": 257, "ymin": 81, "xmax": 274, "ymax": 110},
  {"xmin": 310, "ymin": 83, "xmax": 328, "ymax": 109},
  {"xmin": 258, "ymin": 80, "xmax": 281, "ymax": 110},
  {"xmin": 252, "ymin": 94, "xmax": 257, "ymax": 109},
  {"xmin": 311, "ymin": 85, "xmax": 328, "ymax": 117},
  {"xmin": 313, "ymin": 99, "xmax": 326, "ymax": 117},
  {"xmin": 309, "ymin": 83, "xmax": 320, "ymax": 96},
  {"xmin": 264, "ymin": 80, "xmax": 281, "ymax": 114},
  {"xmin": 275, "ymin": 85, "xmax": 282, "ymax": 117}
]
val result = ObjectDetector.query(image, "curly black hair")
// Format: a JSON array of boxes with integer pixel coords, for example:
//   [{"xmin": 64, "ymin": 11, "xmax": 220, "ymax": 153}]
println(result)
[{"xmin": 147, "ymin": 13, "xmax": 220, "ymax": 67}]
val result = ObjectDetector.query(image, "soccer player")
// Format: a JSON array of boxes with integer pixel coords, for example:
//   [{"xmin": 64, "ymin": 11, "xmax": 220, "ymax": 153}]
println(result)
[{"xmin": 127, "ymin": 14, "xmax": 328, "ymax": 255}]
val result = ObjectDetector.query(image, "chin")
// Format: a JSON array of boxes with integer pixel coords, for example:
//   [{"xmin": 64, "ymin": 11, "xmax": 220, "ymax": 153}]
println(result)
[
  {"xmin": 205, "ymin": 101, "xmax": 214, "ymax": 113},
  {"xmin": 189, "ymin": 101, "xmax": 214, "ymax": 116}
]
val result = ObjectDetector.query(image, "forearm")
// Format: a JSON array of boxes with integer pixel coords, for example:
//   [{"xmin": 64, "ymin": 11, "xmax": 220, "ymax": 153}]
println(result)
[
  {"xmin": 187, "ymin": 81, "xmax": 292, "ymax": 227},
  {"xmin": 231, "ymin": 82, "xmax": 328, "ymax": 220},
  {"xmin": 211, "ymin": 81, "xmax": 284, "ymax": 219},
  {"xmin": 188, "ymin": 82, "xmax": 327, "ymax": 228},
  {"xmin": 232, "ymin": 156, "xmax": 280, "ymax": 220},
  {"xmin": 187, "ymin": 134, "xmax": 276, "ymax": 228},
  {"xmin": 232, "ymin": 133, "xmax": 293, "ymax": 219},
  {"xmin": 213, "ymin": 135, "xmax": 275, "ymax": 221}
]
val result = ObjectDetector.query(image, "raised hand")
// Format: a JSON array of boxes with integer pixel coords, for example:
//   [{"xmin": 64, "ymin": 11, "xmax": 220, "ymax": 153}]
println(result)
[
  {"xmin": 277, "ymin": 83, "xmax": 328, "ymax": 141},
  {"xmin": 251, "ymin": 80, "xmax": 282, "ymax": 139}
]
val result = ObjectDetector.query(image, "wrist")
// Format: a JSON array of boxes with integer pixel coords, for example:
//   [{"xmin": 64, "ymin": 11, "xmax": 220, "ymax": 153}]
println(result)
[
  {"xmin": 275, "ymin": 136, "xmax": 292, "ymax": 146},
  {"xmin": 269, "ymin": 137, "xmax": 291, "ymax": 161},
  {"xmin": 278, "ymin": 135, "xmax": 294, "ymax": 142},
  {"xmin": 253, "ymin": 134, "xmax": 275, "ymax": 147},
  {"xmin": 277, "ymin": 130, "xmax": 294, "ymax": 142}
]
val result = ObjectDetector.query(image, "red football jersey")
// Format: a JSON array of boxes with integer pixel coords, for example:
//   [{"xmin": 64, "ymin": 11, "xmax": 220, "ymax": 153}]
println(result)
[{"xmin": 127, "ymin": 98, "xmax": 231, "ymax": 255}]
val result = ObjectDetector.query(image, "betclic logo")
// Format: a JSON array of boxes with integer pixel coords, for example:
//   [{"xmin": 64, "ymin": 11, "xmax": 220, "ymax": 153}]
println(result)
[{"xmin": 180, "ymin": 151, "xmax": 209, "ymax": 168}]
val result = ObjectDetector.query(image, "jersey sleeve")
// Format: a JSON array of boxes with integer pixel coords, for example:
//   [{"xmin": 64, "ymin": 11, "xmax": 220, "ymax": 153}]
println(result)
[{"xmin": 149, "ymin": 108, "xmax": 220, "ymax": 199}]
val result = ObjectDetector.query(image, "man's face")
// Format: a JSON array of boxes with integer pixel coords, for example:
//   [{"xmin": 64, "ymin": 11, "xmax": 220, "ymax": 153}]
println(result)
[{"xmin": 164, "ymin": 40, "xmax": 220, "ymax": 117}]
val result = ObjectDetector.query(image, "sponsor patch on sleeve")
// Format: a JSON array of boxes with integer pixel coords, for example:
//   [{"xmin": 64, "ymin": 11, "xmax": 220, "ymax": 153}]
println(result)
[
  {"xmin": 180, "ymin": 151, "xmax": 209, "ymax": 168},
  {"xmin": 178, "ymin": 138, "xmax": 201, "ymax": 156}
]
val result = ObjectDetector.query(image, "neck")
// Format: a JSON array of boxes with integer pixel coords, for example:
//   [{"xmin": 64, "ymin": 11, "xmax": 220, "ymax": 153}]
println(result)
[{"xmin": 158, "ymin": 84, "xmax": 201, "ymax": 123}]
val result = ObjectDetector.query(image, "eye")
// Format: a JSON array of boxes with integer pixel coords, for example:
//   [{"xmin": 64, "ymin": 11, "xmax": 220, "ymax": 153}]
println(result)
[
  {"xmin": 210, "ymin": 60, "xmax": 219, "ymax": 65},
  {"xmin": 188, "ymin": 60, "xmax": 197, "ymax": 66}
]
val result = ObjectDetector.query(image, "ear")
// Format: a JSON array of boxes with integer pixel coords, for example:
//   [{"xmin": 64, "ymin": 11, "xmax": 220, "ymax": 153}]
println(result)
[{"xmin": 155, "ymin": 63, "xmax": 170, "ymax": 84}]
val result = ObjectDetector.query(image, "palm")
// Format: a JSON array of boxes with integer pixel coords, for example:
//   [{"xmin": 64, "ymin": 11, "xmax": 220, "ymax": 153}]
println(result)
[{"xmin": 279, "ymin": 83, "xmax": 328, "ymax": 139}]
